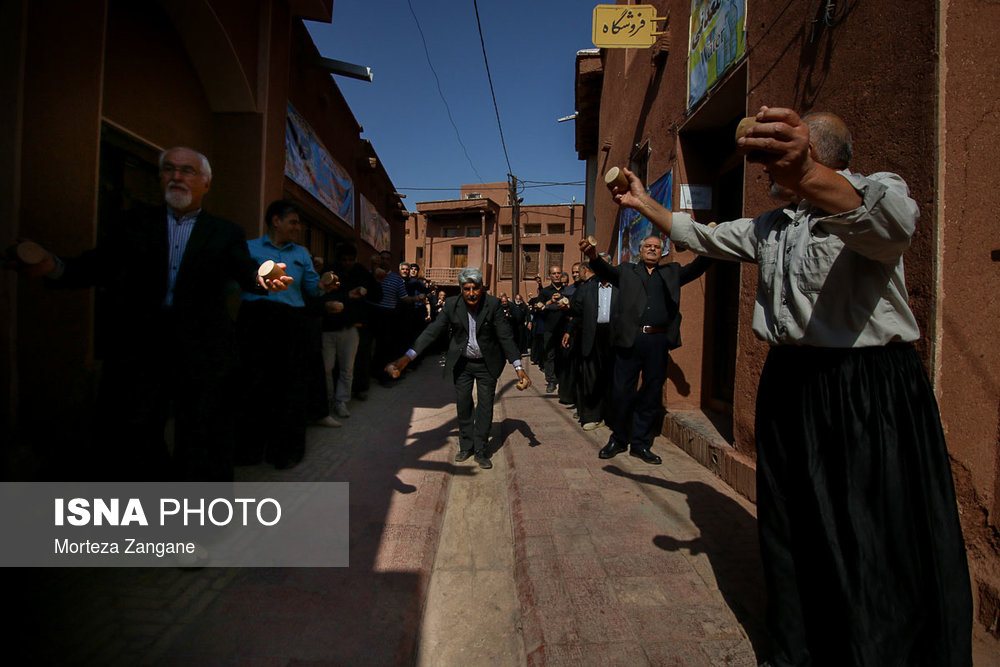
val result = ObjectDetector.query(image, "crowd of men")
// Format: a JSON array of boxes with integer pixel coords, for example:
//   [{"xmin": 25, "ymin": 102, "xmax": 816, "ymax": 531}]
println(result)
[{"xmin": 7, "ymin": 105, "xmax": 974, "ymax": 664}]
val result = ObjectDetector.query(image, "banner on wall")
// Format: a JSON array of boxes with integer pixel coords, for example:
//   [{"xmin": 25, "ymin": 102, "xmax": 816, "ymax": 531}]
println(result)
[
  {"xmin": 617, "ymin": 170, "xmax": 671, "ymax": 265},
  {"xmin": 359, "ymin": 194, "xmax": 390, "ymax": 252},
  {"xmin": 687, "ymin": 0, "xmax": 746, "ymax": 108},
  {"xmin": 285, "ymin": 103, "xmax": 355, "ymax": 227}
]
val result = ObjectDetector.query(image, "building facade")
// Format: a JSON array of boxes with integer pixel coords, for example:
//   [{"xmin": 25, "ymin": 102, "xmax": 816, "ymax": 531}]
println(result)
[
  {"xmin": 577, "ymin": 0, "xmax": 1000, "ymax": 642},
  {"xmin": 2, "ymin": 0, "xmax": 407, "ymax": 471}
]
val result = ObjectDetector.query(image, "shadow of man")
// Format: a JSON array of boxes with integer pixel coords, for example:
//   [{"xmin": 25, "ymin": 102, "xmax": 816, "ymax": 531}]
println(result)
[{"xmin": 603, "ymin": 464, "xmax": 770, "ymax": 660}]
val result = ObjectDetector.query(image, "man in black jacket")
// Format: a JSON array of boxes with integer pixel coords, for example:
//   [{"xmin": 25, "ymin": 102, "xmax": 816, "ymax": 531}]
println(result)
[
  {"xmin": 564, "ymin": 261, "xmax": 618, "ymax": 430},
  {"xmin": 386, "ymin": 267, "xmax": 530, "ymax": 469},
  {"xmin": 13, "ymin": 146, "xmax": 287, "ymax": 481},
  {"xmin": 580, "ymin": 236, "xmax": 710, "ymax": 464}
]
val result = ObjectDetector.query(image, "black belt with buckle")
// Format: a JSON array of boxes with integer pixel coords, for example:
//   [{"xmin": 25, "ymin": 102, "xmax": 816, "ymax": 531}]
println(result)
[{"xmin": 639, "ymin": 326, "xmax": 668, "ymax": 334}]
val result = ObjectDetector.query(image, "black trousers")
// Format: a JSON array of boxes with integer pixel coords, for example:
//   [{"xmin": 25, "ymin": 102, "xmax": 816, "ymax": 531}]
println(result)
[
  {"xmin": 453, "ymin": 357, "xmax": 497, "ymax": 455},
  {"xmin": 609, "ymin": 331, "xmax": 669, "ymax": 451},
  {"xmin": 756, "ymin": 343, "xmax": 972, "ymax": 667},
  {"xmin": 93, "ymin": 310, "xmax": 239, "ymax": 482},
  {"xmin": 235, "ymin": 300, "xmax": 309, "ymax": 468},
  {"xmin": 541, "ymin": 330, "xmax": 559, "ymax": 384},
  {"xmin": 577, "ymin": 323, "xmax": 613, "ymax": 424}
]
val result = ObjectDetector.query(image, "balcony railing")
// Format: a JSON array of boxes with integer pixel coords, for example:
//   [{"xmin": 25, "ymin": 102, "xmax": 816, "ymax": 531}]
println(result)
[{"xmin": 424, "ymin": 267, "xmax": 461, "ymax": 285}]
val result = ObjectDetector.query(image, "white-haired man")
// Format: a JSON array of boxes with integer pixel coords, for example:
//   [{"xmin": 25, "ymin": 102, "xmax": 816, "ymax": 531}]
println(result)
[
  {"xmin": 11, "ymin": 146, "xmax": 289, "ymax": 482},
  {"xmin": 387, "ymin": 267, "xmax": 529, "ymax": 469}
]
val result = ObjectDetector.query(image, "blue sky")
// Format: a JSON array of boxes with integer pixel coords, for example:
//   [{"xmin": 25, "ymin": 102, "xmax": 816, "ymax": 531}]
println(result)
[{"xmin": 305, "ymin": 1, "xmax": 594, "ymax": 207}]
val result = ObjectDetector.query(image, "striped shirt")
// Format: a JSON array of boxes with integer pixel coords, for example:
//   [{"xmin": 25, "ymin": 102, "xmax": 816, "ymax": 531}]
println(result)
[{"xmin": 165, "ymin": 208, "xmax": 200, "ymax": 306}]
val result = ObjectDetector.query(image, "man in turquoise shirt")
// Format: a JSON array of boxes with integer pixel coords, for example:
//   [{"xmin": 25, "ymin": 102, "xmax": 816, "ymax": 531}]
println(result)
[{"xmin": 236, "ymin": 200, "xmax": 337, "ymax": 470}]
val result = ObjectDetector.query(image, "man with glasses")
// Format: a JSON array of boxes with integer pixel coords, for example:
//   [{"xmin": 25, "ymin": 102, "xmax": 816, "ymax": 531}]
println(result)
[{"xmin": 11, "ymin": 146, "xmax": 288, "ymax": 481}]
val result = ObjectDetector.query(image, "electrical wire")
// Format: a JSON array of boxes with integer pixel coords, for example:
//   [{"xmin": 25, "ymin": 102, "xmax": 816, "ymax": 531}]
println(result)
[
  {"xmin": 407, "ymin": 0, "xmax": 484, "ymax": 182},
  {"xmin": 472, "ymin": 0, "xmax": 513, "ymax": 176}
]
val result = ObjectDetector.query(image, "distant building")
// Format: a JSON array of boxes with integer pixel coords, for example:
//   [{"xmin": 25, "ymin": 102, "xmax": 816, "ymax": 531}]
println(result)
[{"xmin": 405, "ymin": 183, "xmax": 585, "ymax": 298}]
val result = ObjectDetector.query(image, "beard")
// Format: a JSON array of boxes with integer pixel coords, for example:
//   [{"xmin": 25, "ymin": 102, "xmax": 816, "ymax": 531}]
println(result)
[{"xmin": 165, "ymin": 186, "xmax": 192, "ymax": 210}]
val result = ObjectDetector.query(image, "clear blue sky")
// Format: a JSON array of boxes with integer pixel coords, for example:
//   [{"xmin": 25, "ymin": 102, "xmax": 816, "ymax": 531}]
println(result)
[{"xmin": 304, "ymin": 1, "xmax": 594, "ymax": 208}]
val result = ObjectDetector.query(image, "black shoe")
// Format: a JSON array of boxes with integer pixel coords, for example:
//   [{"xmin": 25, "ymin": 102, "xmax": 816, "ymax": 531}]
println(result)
[
  {"xmin": 546, "ymin": 382, "xmax": 557, "ymax": 393},
  {"xmin": 474, "ymin": 454, "xmax": 493, "ymax": 469},
  {"xmin": 454, "ymin": 450, "xmax": 473, "ymax": 462},
  {"xmin": 598, "ymin": 439, "xmax": 628, "ymax": 459},
  {"xmin": 629, "ymin": 448, "xmax": 662, "ymax": 465}
]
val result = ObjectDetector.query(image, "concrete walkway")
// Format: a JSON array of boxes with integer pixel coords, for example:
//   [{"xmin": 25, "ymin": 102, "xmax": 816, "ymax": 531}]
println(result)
[{"xmin": 8, "ymin": 355, "xmax": 769, "ymax": 665}]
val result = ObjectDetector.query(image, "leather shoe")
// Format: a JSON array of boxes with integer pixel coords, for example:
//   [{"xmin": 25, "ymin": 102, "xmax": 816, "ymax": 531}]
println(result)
[
  {"xmin": 545, "ymin": 382, "xmax": 557, "ymax": 393},
  {"xmin": 630, "ymin": 448, "xmax": 662, "ymax": 465},
  {"xmin": 455, "ymin": 450, "xmax": 473, "ymax": 462},
  {"xmin": 598, "ymin": 439, "xmax": 628, "ymax": 459},
  {"xmin": 474, "ymin": 454, "xmax": 493, "ymax": 469}
]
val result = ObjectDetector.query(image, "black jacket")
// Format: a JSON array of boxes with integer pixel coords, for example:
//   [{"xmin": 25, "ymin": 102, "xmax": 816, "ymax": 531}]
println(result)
[
  {"xmin": 589, "ymin": 255, "xmax": 712, "ymax": 349},
  {"xmin": 55, "ymin": 205, "xmax": 260, "ymax": 363},
  {"xmin": 411, "ymin": 294, "xmax": 520, "ymax": 379}
]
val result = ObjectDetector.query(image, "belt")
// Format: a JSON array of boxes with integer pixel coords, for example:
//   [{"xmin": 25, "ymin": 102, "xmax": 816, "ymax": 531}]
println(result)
[{"xmin": 639, "ymin": 326, "xmax": 669, "ymax": 334}]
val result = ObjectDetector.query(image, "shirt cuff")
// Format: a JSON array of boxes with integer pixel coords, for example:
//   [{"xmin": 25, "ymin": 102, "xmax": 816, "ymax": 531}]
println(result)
[
  {"xmin": 46, "ymin": 255, "xmax": 66, "ymax": 280},
  {"xmin": 512, "ymin": 360, "xmax": 523, "ymax": 371},
  {"xmin": 405, "ymin": 349, "xmax": 418, "ymax": 360}
]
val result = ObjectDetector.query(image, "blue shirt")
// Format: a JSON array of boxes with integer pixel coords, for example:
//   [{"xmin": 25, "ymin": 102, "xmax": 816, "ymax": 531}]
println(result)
[
  {"xmin": 376, "ymin": 271, "xmax": 407, "ymax": 310},
  {"xmin": 242, "ymin": 234, "xmax": 319, "ymax": 307},
  {"xmin": 165, "ymin": 208, "xmax": 199, "ymax": 306}
]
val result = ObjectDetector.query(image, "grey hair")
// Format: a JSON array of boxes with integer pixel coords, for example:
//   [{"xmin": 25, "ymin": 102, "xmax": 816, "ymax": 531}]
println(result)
[
  {"xmin": 802, "ymin": 112, "xmax": 852, "ymax": 169},
  {"xmin": 457, "ymin": 267, "xmax": 484, "ymax": 286},
  {"xmin": 159, "ymin": 147, "xmax": 212, "ymax": 181}
]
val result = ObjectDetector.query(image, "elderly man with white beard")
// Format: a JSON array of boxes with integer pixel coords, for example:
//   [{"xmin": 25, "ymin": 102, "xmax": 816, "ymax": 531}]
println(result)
[{"xmin": 12, "ymin": 146, "xmax": 288, "ymax": 482}]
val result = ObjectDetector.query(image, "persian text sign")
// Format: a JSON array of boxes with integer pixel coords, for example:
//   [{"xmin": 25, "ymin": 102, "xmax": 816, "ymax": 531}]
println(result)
[{"xmin": 592, "ymin": 4, "xmax": 665, "ymax": 48}]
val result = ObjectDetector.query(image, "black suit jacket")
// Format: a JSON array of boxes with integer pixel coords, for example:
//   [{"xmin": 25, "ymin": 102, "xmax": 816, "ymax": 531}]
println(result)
[
  {"xmin": 589, "ymin": 255, "xmax": 712, "ymax": 350},
  {"xmin": 57, "ymin": 205, "xmax": 260, "ymax": 364},
  {"xmin": 411, "ymin": 294, "xmax": 520, "ymax": 379},
  {"xmin": 567, "ymin": 277, "xmax": 619, "ymax": 356}
]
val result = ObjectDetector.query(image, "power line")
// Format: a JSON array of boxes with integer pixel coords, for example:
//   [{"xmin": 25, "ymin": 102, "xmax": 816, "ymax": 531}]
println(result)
[
  {"xmin": 472, "ymin": 0, "xmax": 512, "ymax": 176},
  {"xmin": 407, "ymin": 0, "xmax": 484, "ymax": 182}
]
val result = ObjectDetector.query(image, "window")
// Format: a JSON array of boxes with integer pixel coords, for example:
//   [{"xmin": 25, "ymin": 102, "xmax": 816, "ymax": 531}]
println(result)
[
  {"xmin": 499, "ymin": 245, "xmax": 513, "ymax": 279},
  {"xmin": 523, "ymin": 244, "xmax": 540, "ymax": 278},
  {"xmin": 546, "ymin": 244, "xmax": 564, "ymax": 271},
  {"xmin": 524, "ymin": 224, "xmax": 541, "ymax": 236},
  {"xmin": 466, "ymin": 226, "xmax": 482, "ymax": 237},
  {"xmin": 442, "ymin": 227, "xmax": 458, "ymax": 238},
  {"xmin": 451, "ymin": 245, "xmax": 468, "ymax": 268},
  {"xmin": 405, "ymin": 227, "xmax": 411, "ymax": 237},
  {"xmin": 500, "ymin": 225, "xmax": 512, "ymax": 236},
  {"xmin": 547, "ymin": 224, "xmax": 565, "ymax": 235},
  {"xmin": 465, "ymin": 192, "xmax": 481, "ymax": 199}
]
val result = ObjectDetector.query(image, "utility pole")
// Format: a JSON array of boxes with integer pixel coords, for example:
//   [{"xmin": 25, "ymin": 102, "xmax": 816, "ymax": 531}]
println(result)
[{"xmin": 509, "ymin": 173, "xmax": 521, "ymax": 295}]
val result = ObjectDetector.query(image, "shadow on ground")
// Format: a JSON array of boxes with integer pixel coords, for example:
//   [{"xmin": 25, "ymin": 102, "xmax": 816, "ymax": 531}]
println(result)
[{"xmin": 603, "ymin": 464, "xmax": 770, "ymax": 660}]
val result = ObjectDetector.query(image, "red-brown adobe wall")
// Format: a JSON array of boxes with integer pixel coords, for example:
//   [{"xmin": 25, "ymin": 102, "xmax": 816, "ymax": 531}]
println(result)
[{"xmin": 937, "ymin": 0, "xmax": 1000, "ymax": 639}]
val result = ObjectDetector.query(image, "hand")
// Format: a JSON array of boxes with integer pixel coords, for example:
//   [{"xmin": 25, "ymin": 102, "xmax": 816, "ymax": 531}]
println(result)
[
  {"xmin": 258, "ymin": 263, "xmax": 294, "ymax": 292},
  {"xmin": 533, "ymin": 275, "xmax": 542, "ymax": 285},
  {"xmin": 385, "ymin": 355, "xmax": 410, "ymax": 379},
  {"xmin": 611, "ymin": 167, "xmax": 649, "ymax": 212},
  {"xmin": 578, "ymin": 237, "xmax": 597, "ymax": 260},
  {"xmin": 373, "ymin": 267, "xmax": 387, "ymax": 282},
  {"xmin": 324, "ymin": 300, "xmax": 344, "ymax": 314},
  {"xmin": 4, "ymin": 240, "xmax": 57, "ymax": 278},
  {"xmin": 515, "ymin": 368, "xmax": 531, "ymax": 391},
  {"xmin": 736, "ymin": 106, "xmax": 812, "ymax": 190},
  {"xmin": 561, "ymin": 333, "xmax": 570, "ymax": 349},
  {"xmin": 319, "ymin": 272, "xmax": 340, "ymax": 291},
  {"xmin": 348, "ymin": 286, "xmax": 367, "ymax": 299}
]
